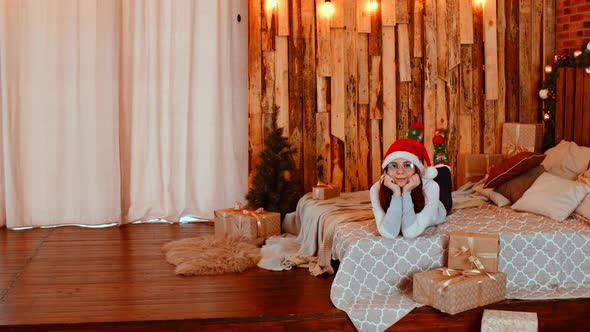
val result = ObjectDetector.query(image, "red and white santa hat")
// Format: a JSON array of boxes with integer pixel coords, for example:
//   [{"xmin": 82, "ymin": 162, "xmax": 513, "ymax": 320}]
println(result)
[{"xmin": 381, "ymin": 138, "xmax": 438, "ymax": 179}]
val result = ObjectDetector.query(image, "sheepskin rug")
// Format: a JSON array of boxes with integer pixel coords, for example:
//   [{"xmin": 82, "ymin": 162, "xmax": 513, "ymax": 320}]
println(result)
[{"xmin": 162, "ymin": 235, "xmax": 262, "ymax": 276}]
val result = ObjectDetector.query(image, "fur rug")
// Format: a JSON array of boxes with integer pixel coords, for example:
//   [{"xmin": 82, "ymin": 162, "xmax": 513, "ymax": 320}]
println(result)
[{"xmin": 162, "ymin": 235, "xmax": 262, "ymax": 276}]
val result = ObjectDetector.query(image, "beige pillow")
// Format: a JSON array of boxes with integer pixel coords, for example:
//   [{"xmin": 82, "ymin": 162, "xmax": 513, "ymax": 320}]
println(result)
[
  {"xmin": 512, "ymin": 172, "xmax": 590, "ymax": 221},
  {"xmin": 473, "ymin": 181, "xmax": 511, "ymax": 207},
  {"xmin": 542, "ymin": 140, "xmax": 590, "ymax": 180}
]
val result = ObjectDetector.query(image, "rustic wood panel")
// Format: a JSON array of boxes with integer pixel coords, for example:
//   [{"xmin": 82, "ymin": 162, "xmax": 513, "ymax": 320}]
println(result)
[
  {"xmin": 331, "ymin": 28, "xmax": 345, "ymax": 141},
  {"xmin": 302, "ymin": 0, "xmax": 317, "ymax": 192},
  {"xmin": 248, "ymin": 0, "xmax": 554, "ymax": 192},
  {"xmin": 398, "ymin": 24, "xmax": 411, "ymax": 82},
  {"xmin": 505, "ymin": 0, "xmax": 520, "ymax": 123},
  {"xmin": 316, "ymin": 0, "xmax": 332, "ymax": 76},
  {"xmin": 358, "ymin": 104, "xmax": 370, "ymax": 189},
  {"xmin": 484, "ymin": 0, "xmax": 498, "ymax": 100},
  {"xmin": 411, "ymin": 1, "xmax": 423, "ymax": 58},
  {"xmin": 496, "ymin": 0, "xmax": 507, "ymax": 148},
  {"xmin": 277, "ymin": 0, "xmax": 290, "ymax": 36},
  {"xmin": 395, "ymin": 0, "xmax": 409, "ymax": 24},
  {"xmin": 382, "ymin": 26, "xmax": 396, "ymax": 151},
  {"xmin": 370, "ymin": 119, "xmax": 382, "ymax": 184},
  {"xmin": 471, "ymin": 2, "xmax": 484, "ymax": 153},
  {"xmin": 423, "ymin": 0, "xmax": 437, "ymax": 157},
  {"xmin": 275, "ymin": 35, "xmax": 290, "ymax": 134},
  {"xmin": 542, "ymin": 0, "xmax": 556, "ymax": 71},
  {"xmin": 343, "ymin": 0, "xmax": 360, "ymax": 192},
  {"xmin": 381, "ymin": 0, "xmax": 395, "ymax": 26},
  {"xmin": 357, "ymin": 0, "xmax": 371, "ymax": 33},
  {"xmin": 459, "ymin": 0, "xmax": 473, "ymax": 44},
  {"xmin": 316, "ymin": 110, "xmax": 331, "ymax": 184},
  {"xmin": 519, "ymin": 0, "xmax": 532, "ymax": 123},
  {"xmin": 248, "ymin": 0, "xmax": 263, "ymax": 176},
  {"xmin": 369, "ymin": 55, "xmax": 382, "ymax": 119},
  {"xmin": 330, "ymin": 0, "xmax": 345, "ymax": 28},
  {"xmin": 410, "ymin": 58, "xmax": 423, "ymax": 124},
  {"xmin": 358, "ymin": 33, "xmax": 370, "ymax": 105}
]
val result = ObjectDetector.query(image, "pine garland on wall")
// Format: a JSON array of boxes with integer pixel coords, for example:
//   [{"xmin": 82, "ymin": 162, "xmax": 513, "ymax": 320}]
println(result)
[{"xmin": 539, "ymin": 41, "xmax": 590, "ymax": 151}]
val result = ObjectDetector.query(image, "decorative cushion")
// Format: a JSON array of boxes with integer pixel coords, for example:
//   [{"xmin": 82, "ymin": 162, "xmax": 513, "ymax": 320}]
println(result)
[
  {"xmin": 473, "ymin": 181, "xmax": 511, "ymax": 207},
  {"xmin": 494, "ymin": 165, "xmax": 545, "ymax": 203},
  {"xmin": 512, "ymin": 172, "xmax": 590, "ymax": 221},
  {"xmin": 541, "ymin": 140, "xmax": 590, "ymax": 180},
  {"xmin": 576, "ymin": 194, "xmax": 590, "ymax": 221},
  {"xmin": 483, "ymin": 152, "xmax": 546, "ymax": 189}
]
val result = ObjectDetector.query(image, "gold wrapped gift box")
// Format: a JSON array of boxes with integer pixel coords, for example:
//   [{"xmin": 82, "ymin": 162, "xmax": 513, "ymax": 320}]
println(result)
[
  {"xmin": 457, "ymin": 154, "xmax": 505, "ymax": 188},
  {"xmin": 413, "ymin": 269, "xmax": 506, "ymax": 315},
  {"xmin": 481, "ymin": 309, "xmax": 538, "ymax": 332},
  {"xmin": 312, "ymin": 185, "xmax": 340, "ymax": 200},
  {"xmin": 214, "ymin": 208, "xmax": 281, "ymax": 240},
  {"xmin": 501, "ymin": 123, "xmax": 543, "ymax": 156},
  {"xmin": 448, "ymin": 231, "xmax": 500, "ymax": 273}
]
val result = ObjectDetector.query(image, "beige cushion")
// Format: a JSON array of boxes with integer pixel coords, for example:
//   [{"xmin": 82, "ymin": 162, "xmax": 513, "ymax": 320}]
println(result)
[
  {"xmin": 541, "ymin": 140, "xmax": 590, "ymax": 180},
  {"xmin": 473, "ymin": 181, "xmax": 511, "ymax": 207},
  {"xmin": 575, "ymin": 168, "xmax": 590, "ymax": 220},
  {"xmin": 512, "ymin": 172, "xmax": 590, "ymax": 221}
]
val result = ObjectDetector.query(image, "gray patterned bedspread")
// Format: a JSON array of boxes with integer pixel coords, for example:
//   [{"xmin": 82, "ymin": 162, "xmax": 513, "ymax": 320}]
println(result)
[{"xmin": 329, "ymin": 203, "xmax": 590, "ymax": 332}]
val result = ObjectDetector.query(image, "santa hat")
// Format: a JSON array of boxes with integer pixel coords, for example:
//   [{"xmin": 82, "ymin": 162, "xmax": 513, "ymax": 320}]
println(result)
[{"xmin": 381, "ymin": 138, "xmax": 438, "ymax": 179}]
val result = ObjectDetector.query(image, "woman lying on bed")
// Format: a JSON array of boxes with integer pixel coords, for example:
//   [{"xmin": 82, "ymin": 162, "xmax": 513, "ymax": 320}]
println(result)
[{"xmin": 370, "ymin": 125, "xmax": 452, "ymax": 238}]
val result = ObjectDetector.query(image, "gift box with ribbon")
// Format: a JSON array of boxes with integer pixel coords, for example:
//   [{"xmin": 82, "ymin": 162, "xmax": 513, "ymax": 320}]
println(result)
[
  {"xmin": 312, "ymin": 184, "xmax": 340, "ymax": 200},
  {"xmin": 501, "ymin": 123, "xmax": 543, "ymax": 156},
  {"xmin": 448, "ymin": 231, "xmax": 499, "ymax": 273},
  {"xmin": 457, "ymin": 154, "xmax": 505, "ymax": 188},
  {"xmin": 412, "ymin": 268, "xmax": 506, "ymax": 315},
  {"xmin": 481, "ymin": 309, "xmax": 538, "ymax": 332},
  {"xmin": 214, "ymin": 207, "xmax": 281, "ymax": 240}
]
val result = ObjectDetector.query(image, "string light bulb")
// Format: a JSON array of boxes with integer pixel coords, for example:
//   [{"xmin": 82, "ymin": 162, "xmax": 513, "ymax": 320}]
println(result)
[
  {"xmin": 366, "ymin": 0, "xmax": 378, "ymax": 12},
  {"xmin": 543, "ymin": 112, "xmax": 550, "ymax": 121},
  {"xmin": 574, "ymin": 50, "xmax": 582, "ymax": 58},
  {"xmin": 544, "ymin": 65, "xmax": 552, "ymax": 74},
  {"xmin": 586, "ymin": 67, "xmax": 590, "ymax": 75},
  {"xmin": 321, "ymin": 0, "xmax": 335, "ymax": 18}
]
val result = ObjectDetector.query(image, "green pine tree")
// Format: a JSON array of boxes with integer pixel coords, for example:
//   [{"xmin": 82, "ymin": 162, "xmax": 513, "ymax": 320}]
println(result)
[{"xmin": 246, "ymin": 107, "xmax": 302, "ymax": 220}]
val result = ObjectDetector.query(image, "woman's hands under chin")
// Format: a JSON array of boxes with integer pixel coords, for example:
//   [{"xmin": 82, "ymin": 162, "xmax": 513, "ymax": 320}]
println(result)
[
  {"xmin": 382, "ymin": 174, "xmax": 402, "ymax": 197},
  {"xmin": 402, "ymin": 174, "xmax": 421, "ymax": 193}
]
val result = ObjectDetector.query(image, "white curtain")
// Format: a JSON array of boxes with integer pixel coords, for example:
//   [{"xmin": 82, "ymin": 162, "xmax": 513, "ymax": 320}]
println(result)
[{"xmin": 0, "ymin": 0, "xmax": 248, "ymax": 228}]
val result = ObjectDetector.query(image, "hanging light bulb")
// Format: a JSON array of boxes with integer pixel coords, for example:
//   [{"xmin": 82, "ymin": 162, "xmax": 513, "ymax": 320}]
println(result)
[
  {"xmin": 587, "ymin": 42, "xmax": 590, "ymax": 52},
  {"xmin": 574, "ymin": 50, "xmax": 582, "ymax": 58},
  {"xmin": 586, "ymin": 67, "xmax": 590, "ymax": 75},
  {"xmin": 322, "ymin": 0, "xmax": 335, "ymax": 18},
  {"xmin": 366, "ymin": 0, "xmax": 378, "ymax": 12},
  {"xmin": 267, "ymin": 0, "xmax": 277, "ymax": 10},
  {"xmin": 538, "ymin": 89, "xmax": 549, "ymax": 100},
  {"xmin": 543, "ymin": 113, "xmax": 550, "ymax": 121}
]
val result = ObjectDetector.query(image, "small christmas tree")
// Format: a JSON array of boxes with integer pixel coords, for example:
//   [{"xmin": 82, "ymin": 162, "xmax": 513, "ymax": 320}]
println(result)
[{"xmin": 246, "ymin": 106, "xmax": 302, "ymax": 219}]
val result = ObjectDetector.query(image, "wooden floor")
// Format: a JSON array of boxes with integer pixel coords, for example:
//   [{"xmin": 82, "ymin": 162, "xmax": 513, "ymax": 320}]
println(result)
[{"xmin": 0, "ymin": 223, "xmax": 588, "ymax": 332}]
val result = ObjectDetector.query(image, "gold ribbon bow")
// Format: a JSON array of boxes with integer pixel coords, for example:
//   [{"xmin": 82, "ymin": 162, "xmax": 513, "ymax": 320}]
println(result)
[
  {"xmin": 452, "ymin": 236, "xmax": 497, "ymax": 272},
  {"xmin": 242, "ymin": 208, "xmax": 265, "ymax": 238},
  {"xmin": 435, "ymin": 267, "xmax": 496, "ymax": 293},
  {"xmin": 503, "ymin": 143, "xmax": 528, "ymax": 158}
]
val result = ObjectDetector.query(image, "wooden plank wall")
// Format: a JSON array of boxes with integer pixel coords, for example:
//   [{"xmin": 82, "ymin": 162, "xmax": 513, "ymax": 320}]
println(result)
[{"xmin": 248, "ymin": 0, "xmax": 555, "ymax": 193}]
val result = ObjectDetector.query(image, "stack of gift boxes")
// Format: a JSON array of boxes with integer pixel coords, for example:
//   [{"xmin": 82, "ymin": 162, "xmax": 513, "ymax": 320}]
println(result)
[{"xmin": 412, "ymin": 231, "xmax": 538, "ymax": 331}]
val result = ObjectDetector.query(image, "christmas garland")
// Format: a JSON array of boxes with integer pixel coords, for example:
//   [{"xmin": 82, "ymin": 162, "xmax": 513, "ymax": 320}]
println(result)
[{"xmin": 539, "ymin": 41, "xmax": 590, "ymax": 151}]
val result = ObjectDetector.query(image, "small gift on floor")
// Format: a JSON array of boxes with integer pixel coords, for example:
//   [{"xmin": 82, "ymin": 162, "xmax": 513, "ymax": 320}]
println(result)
[
  {"xmin": 413, "ymin": 268, "xmax": 506, "ymax": 315},
  {"xmin": 481, "ymin": 309, "xmax": 538, "ymax": 332},
  {"xmin": 448, "ymin": 231, "xmax": 500, "ymax": 272},
  {"xmin": 214, "ymin": 206, "xmax": 281, "ymax": 241},
  {"xmin": 501, "ymin": 123, "xmax": 543, "ymax": 156},
  {"xmin": 312, "ymin": 183, "xmax": 340, "ymax": 200}
]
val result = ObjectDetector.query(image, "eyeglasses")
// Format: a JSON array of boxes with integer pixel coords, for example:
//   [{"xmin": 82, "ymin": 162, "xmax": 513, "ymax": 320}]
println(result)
[{"xmin": 386, "ymin": 162, "xmax": 415, "ymax": 172}]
